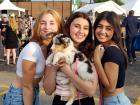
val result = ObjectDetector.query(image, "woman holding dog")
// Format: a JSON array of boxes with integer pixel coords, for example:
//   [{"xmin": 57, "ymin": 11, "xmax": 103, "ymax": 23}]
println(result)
[
  {"xmin": 93, "ymin": 11, "xmax": 132, "ymax": 105},
  {"xmin": 3, "ymin": 9, "xmax": 63, "ymax": 105},
  {"xmin": 43, "ymin": 12, "xmax": 98, "ymax": 105}
]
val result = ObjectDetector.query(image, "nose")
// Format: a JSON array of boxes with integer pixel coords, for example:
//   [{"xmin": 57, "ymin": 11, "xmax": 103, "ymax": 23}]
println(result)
[
  {"xmin": 43, "ymin": 23, "xmax": 51, "ymax": 29},
  {"xmin": 100, "ymin": 28, "xmax": 106, "ymax": 35},
  {"xmin": 79, "ymin": 28, "xmax": 84, "ymax": 34}
]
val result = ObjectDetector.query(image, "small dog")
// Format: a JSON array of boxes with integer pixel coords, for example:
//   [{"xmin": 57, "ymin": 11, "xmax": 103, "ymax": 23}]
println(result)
[{"xmin": 46, "ymin": 34, "xmax": 94, "ymax": 105}]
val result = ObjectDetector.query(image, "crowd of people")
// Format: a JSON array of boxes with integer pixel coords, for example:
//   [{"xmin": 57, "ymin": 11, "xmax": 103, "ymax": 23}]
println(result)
[
  {"xmin": 0, "ymin": 13, "xmax": 34, "ymax": 65},
  {"xmin": 1, "ymin": 8, "xmax": 139, "ymax": 105}
]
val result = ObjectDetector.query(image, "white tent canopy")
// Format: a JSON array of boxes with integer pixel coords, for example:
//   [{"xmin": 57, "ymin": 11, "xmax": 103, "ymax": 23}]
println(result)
[
  {"xmin": 122, "ymin": 0, "xmax": 140, "ymax": 16},
  {"xmin": 75, "ymin": 3, "xmax": 101, "ymax": 13},
  {"xmin": 75, "ymin": 0, "xmax": 126, "ymax": 15},
  {"xmin": 0, "ymin": 0, "xmax": 25, "ymax": 12}
]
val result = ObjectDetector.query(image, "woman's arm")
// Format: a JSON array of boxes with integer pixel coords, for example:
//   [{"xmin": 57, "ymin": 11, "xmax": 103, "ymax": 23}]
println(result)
[
  {"xmin": 94, "ymin": 45, "xmax": 119, "ymax": 93},
  {"xmin": 104, "ymin": 62, "xmax": 119, "ymax": 92},
  {"xmin": 43, "ymin": 64, "xmax": 58, "ymax": 95},
  {"xmin": 58, "ymin": 58, "xmax": 98, "ymax": 97},
  {"xmin": 70, "ymin": 64, "xmax": 98, "ymax": 97},
  {"xmin": 22, "ymin": 60, "xmax": 36, "ymax": 105}
]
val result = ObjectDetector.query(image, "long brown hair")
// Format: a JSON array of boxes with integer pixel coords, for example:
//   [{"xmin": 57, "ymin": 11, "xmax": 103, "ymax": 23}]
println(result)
[
  {"xmin": 93, "ymin": 11, "xmax": 128, "ymax": 68},
  {"xmin": 64, "ymin": 12, "xmax": 94, "ymax": 60}
]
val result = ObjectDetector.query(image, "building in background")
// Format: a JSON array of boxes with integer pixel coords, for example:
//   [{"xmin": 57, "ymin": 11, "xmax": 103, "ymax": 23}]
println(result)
[{"xmin": 13, "ymin": 1, "xmax": 71, "ymax": 18}]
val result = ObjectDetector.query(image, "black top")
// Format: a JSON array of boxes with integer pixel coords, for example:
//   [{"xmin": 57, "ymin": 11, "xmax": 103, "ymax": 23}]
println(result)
[
  {"xmin": 122, "ymin": 16, "xmax": 139, "ymax": 38},
  {"xmin": 0, "ymin": 21, "xmax": 9, "ymax": 37},
  {"xmin": 101, "ymin": 46, "xmax": 126, "ymax": 88},
  {"xmin": 5, "ymin": 25, "xmax": 18, "ymax": 49}
]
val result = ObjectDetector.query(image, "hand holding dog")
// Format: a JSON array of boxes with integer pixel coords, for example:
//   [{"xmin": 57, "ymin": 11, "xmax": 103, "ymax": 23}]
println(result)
[{"xmin": 57, "ymin": 58, "xmax": 73, "ymax": 77}]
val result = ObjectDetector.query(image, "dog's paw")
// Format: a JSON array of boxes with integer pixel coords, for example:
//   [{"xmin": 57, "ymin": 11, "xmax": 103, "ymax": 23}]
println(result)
[
  {"xmin": 60, "ymin": 79, "xmax": 70, "ymax": 84},
  {"xmin": 66, "ymin": 99, "xmax": 74, "ymax": 105}
]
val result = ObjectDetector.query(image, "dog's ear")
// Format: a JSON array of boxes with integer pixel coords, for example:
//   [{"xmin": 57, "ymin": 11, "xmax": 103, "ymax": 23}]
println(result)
[
  {"xmin": 74, "ymin": 52, "xmax": 85, "ymax": 62},
  {"xmin": 61, "ymin": 37, "xmax": 70, "ymax": 47}
]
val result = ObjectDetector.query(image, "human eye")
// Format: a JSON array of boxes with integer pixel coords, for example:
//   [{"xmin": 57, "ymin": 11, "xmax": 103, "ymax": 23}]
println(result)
[
  {"xmin": 97, "ymin": 25, "xmax": 102, "ymax": 29},
  {"xmin": 50, "ymin": 22, "xmax": 55, "ymax": 25},
  {"xmin": 40, "ymin": 21, "xmax": 46, "ymax": 25},
  {"xmin": 74, "ymin": 24, "xmax": 79, "ymax": 28},
  {"xmin": 84, "ymin": 26, "xmax": 89, "ymax": 30},
  {"xmin": 106, "ymin": 27, "xmax": 113, "ymax": 31}
]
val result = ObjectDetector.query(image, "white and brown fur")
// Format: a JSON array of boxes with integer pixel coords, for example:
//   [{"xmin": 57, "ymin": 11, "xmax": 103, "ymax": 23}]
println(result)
[{"xmin": 46, "ymin": 34, "xmax": 94, "ymax": 105}]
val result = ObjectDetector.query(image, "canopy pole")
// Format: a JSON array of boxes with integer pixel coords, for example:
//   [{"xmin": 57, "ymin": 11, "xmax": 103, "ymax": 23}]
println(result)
[{"xmin": 18, "ymin": 11, "xmax": 21, "ymax": 17}]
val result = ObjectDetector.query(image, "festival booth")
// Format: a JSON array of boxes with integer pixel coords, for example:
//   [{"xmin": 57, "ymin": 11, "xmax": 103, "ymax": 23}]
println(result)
[
  {"xmin": 122, "ymin": 0, "xmax": 140, "ymax": 50},
  {"xmin": 75, "ymin": 0, "xmax": 127, "ymax": 47},
  {"xmin": 75, "ymin": 0, "xmax": 126, "ymax": 24},
  {"xmin": 122, "ymin": 0, "xmax": 140, "ymax": 16},
  {"xmin": 0, "ymin": 0, "xmax": 25, "ymax": 17}
]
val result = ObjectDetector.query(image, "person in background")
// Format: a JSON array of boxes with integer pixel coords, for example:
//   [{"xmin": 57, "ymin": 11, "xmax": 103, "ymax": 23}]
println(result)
[
  {"xmin": 3, "ymin": 9, "xmax": 63, "ymax": 105},
  {"xmin": 43, "ymin": 12, "xmax": 98, "ymax": 105},
  {"xmin": 93, "ymin": 11, "xmax": 131, "ymax": 105},
  {"xmin": 4, "ymin": 14, "xmax": 18, "ymax": 65},
  {"xmin": 122, "ymin": 10, "xmax": 139, "ymax": 64},
  {"xmin": 0, "ymin": 14, "xmax": 9, "ymax": 60}
]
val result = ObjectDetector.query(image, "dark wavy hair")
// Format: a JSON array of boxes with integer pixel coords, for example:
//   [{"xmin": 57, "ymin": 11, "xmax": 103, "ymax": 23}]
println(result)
[
  {"xmin": 93, "ymin": 11, "xmax": 128, "ymax": 68},
  {"xmin": 64, "ymin": 12, "xmax": 94, "ymax": 60}
]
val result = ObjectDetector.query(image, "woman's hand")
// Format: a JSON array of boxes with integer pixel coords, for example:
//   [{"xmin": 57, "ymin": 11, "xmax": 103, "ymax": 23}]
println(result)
[
  {"xmin": 44, "ymin": 64, "xmax": 59, "ymax": 75},
  {"xmin": 57, "ymin": 58, "xmax": 73, "ymax": 77},
  {"xmin": 94, "ymin": 44, "xmax": 105, "ymax": 61}
]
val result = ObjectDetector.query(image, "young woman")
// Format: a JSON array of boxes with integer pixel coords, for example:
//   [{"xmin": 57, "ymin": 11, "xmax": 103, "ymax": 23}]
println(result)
[
  {"xmin": 93, "ymin": 11, "xmax": 132, "ymax": 105},
  {"xmin": 3, "ymin": 9, "xmax": 63, "ymax": 105},
  {"xmin": 43, "ymin": 12, "xmax": 98, "ymax": 105},
  {"xmin": 5, "ymin": 15, "xmax": 18, "ymax": 65}
]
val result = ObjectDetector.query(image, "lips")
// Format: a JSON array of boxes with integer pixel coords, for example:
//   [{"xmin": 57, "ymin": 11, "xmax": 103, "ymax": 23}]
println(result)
[{"xmin": 41, "ymin": 32, "xmax": 57, "ymax": 40}]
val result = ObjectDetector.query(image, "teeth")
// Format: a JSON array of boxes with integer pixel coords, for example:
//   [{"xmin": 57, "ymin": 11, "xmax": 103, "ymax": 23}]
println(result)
[{"xmin": 77, "ymin": 35, "xmax": 83, "ymax": 38}]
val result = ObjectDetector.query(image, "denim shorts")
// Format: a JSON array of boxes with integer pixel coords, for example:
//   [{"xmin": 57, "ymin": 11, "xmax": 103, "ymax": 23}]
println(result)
[
  {"xmin": 3, "ymin": 85, "xmax": 40, "ymax": 105},
  {"xmin": 103, "ymin": 92, "xmax": 132, "ymax": 105}
]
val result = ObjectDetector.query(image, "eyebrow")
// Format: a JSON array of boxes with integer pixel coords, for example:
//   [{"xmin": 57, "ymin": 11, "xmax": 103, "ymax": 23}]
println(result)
[
  {"xmin": 40, "ymin": 20, "xmax": 46, "ymax": 22},
  {"xmin": 98, "ymin": 24, "xmax": 112, "ymax": 28},
  {"xmin": 74, "ymin": 23, "xmax": 89, "ymax": 27},
  {"xmin": 40, "ymin": 20, "xmax": 55, "ymax": 23}
]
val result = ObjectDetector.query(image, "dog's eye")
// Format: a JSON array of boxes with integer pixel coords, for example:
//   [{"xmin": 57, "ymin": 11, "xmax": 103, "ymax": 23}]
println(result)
[{"xmin": 55, "ymin": 38, "xmax": 61, "ymax": 44}]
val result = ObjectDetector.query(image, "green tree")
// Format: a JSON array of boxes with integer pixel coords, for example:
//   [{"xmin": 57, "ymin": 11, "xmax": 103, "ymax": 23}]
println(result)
[{"xmin": 94, "ymin": 0, "xmax": 124, "ymax": 5}]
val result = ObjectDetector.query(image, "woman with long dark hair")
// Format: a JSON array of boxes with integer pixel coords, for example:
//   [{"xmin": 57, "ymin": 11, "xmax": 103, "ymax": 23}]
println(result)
[{"xmin": 93, "ymin": 11, "xmax": 131, "ymax": 105}]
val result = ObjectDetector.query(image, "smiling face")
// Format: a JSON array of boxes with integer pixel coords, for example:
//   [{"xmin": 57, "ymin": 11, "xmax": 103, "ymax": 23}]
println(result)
[
  {"xmin": 70, "ymin": 17, "xmax": 89, "ymax": 47},
  {"xmin": 95, "ymin": 19, "xmax": 114, "ymax": 43},
  {"xmin": 39, "ymin": 13, "xmax": 59, "ymax": 45},
  {"xmin": 40, "ymin": 13, "xmax": 58, "ymax": 37}
]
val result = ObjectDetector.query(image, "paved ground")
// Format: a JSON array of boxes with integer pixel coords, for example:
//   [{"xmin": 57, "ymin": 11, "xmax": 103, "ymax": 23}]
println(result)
[{"xmin": 0, "ymin": 39, "xmax": 140, "ymax": 105}]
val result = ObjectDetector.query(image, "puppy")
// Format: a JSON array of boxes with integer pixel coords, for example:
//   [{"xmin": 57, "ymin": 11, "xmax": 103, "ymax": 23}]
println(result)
[{"xmin": 46, "ymin": 34, "xmax": 94, "ymax": 105}]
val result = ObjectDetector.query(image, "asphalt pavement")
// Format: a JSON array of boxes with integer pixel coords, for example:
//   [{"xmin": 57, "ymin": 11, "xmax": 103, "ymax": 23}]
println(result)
[{"xmin": 0, "ymin": 39, "xmax": 140, "ymax": 105}]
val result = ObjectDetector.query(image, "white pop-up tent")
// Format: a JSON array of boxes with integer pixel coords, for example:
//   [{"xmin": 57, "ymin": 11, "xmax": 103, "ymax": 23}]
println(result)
[
  {"xmin": 0, "ymin": 0, "xmax": 25, "ymax": 13},
  {"xmin": 76, "ymin": 0, "xmax": 126, "ymax": 15},
  {"xmin": 75, "ymin": 0, "xmax": 126, "ymax": 24},
  {"xmin": 75, "ymin": 0, "xmax": 126, "ymax": 15},
  {"xmin": 92, "ymin": 1, "xmax": 126, "ymax": 15},
  {"xmin": 122, "ymin": 0, "xmax": 140, "ymax": 16}
]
